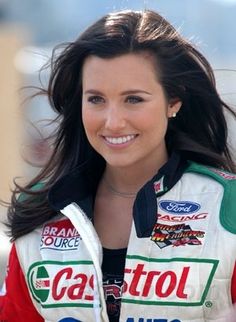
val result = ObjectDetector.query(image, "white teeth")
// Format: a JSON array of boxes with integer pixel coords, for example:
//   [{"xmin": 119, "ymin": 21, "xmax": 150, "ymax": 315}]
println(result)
[{"xmin": 105, "ymin": 135, "xmax": 136, "ymax": 145}]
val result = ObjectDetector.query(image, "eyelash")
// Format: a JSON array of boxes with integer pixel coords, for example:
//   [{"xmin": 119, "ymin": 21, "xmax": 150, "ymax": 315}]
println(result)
[
  {"xmin": 125, "ymin": 96, "xmax": 144, "ymax": 104},
  {"xmin": 87, "ymin": 96, "xmax": 104, "ymax": 104},
  {"xmin": 86, "ymin": 95, "xmax": 144, "ymax": 104}
]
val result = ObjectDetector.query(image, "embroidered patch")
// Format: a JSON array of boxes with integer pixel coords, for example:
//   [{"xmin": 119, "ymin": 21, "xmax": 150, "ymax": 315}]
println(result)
[
  {"xmin": 153, "ymin": 177, "xmax": 165, "ymax": 194},
  {"xmin": 41, "ymin": 219, "xmax": 81, "ymax": 251},
  {"xmin": 157, "ymin": 212, "xmax": 208, "ymax": 223},
  {"xmin": 151, "ymin": 223, "xmax": 205, "ymax": 248},
  {"xmin": 210, "ymin": 168, "xmax": 236, "ymax": 180},
  {"xmin": 27, "ymin": 258, "xmax": 218, "ymax": 309},
  {"xmin": 123, "ymin": 256, "xmax": 218, "ymax": 306},
  {"xmin": 27, "ymin": 260, "xmax": 94, "ymax": 307},
  {"xmin": 159, "ymin": 200, "xmax": 201, "ymax": 214}
]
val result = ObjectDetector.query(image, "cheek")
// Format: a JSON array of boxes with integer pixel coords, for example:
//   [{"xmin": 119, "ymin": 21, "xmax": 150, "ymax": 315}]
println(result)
[
  {"xmin": 140, "ymin": 111, "xmax": 168, "ymax": 131},
  {"xmin": 82, "ymin": 108, "xmax": 96, "ymax": 132},
  {"xmin": 82, "ymin": 108, "xmax": 101, "ymax": 136},
  {"xmin": 82, "ymin": 110, "xmax": 98, "ymax": 149}
]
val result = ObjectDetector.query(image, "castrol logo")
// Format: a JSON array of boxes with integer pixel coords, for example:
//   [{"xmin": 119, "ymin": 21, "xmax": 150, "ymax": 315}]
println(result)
[
  {"xmin": 27, "ymin": 261, "xmax": 94, "ymax": 306},
  {"xmin": 123, "ymin": 264, "xmax": 190, "ymax": 299},
  {"xmin": 27, "ymin": 258, "xmax": 218, "ymax": 308},
  {"xmin": 122, "ymin": 256, "xmax": 218, "ymax": 305}
]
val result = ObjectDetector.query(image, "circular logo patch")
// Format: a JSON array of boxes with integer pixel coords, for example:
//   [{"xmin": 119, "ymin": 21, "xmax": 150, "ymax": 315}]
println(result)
[{"xmin": 28, "ymin": 265, "xmax": 50, "ymax": 303}]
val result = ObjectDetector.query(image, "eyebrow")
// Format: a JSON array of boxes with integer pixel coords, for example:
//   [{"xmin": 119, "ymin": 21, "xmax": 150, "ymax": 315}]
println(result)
[{"xmin": 84, "ymin": 89, "xmax": 152, "ymax": 95}]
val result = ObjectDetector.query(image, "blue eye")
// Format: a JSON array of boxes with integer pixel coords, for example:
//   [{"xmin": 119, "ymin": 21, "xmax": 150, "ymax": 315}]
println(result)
[
  {"xmin": 87, "ymin": 96, "xmax": 104, "ymax": 104},
  {"xmin": 126, "ymin": 96, "xmax": 144, "ymax": 104}
]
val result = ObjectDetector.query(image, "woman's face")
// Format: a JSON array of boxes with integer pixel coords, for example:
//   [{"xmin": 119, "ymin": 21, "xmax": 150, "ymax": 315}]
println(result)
[{"xmin": 82, "ymin": 53, "xmax": 181, "ymax": 170}]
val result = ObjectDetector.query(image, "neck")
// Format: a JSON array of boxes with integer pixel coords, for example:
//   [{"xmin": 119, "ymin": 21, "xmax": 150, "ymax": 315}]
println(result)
[
  {"xmin": 102, "ymin": 176, "xmax": 137, "ymax": 198},
  {"xmin": 103, "ymin": 153, "xmax": 168, "ymax": 194}
]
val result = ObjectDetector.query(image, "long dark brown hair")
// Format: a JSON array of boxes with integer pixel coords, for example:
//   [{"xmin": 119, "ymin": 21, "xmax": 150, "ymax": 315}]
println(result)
[{"xmin": 7, "ymin": 9, "xmax": 236, "ymax": 240}]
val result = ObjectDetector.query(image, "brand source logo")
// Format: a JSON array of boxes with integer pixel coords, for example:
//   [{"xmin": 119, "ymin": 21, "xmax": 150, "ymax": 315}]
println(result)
[
  {"xmin": 159, "ymin": 201, "xmax": 200, "ymax": 214},
  {"xmin": 40, "ymin": 219, "xmax": 81, "ymax": 251}
]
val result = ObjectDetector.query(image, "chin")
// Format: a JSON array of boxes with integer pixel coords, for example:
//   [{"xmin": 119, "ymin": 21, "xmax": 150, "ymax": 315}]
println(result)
[{"xmin": 104, "ymin": 158, "xmax": 133, "ymax": 169}]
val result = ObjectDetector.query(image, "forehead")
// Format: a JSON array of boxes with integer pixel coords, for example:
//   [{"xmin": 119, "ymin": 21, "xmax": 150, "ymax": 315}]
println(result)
[{"xmin": 81, "ymin": 53, "xmax": 160, "ymax": 87}]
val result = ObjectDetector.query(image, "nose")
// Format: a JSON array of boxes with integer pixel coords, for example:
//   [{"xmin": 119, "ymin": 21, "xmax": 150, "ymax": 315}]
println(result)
[{"xmin": 104, "ymin": 105, "xmax": 126, "ymax": 131}]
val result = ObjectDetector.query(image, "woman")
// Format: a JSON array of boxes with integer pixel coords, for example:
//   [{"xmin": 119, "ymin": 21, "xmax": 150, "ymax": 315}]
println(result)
[{"xmin": 1, "ymin": 9, "xmax": 236, "ymax": 322}]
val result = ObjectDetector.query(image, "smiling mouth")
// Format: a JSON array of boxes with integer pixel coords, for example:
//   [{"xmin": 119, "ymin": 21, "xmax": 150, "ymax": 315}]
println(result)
[{"xmin": 104, "ymin": 134, "xmax": 137, "ymax": 145}]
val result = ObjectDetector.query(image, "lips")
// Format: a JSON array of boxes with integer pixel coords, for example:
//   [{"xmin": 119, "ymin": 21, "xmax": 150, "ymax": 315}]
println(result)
[{"xmin": 104, "ymin": 134, "xmax": 137, "ymax": 145}]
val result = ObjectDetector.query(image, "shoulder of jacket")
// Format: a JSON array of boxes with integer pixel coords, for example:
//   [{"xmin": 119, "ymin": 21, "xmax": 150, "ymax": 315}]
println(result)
[
  {"xmin": 185, "ymin": 162, "xmax": 236, "ymax": 183},
  {"xmin": 185, "ymin": 162, "xmax": 236, "ymax": 234}
]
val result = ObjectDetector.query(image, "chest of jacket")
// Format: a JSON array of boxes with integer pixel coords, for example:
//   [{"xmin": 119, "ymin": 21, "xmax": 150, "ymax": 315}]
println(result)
[{"xmin": 16, "ymin": 170, "xmax": 236, "ymax": 322}]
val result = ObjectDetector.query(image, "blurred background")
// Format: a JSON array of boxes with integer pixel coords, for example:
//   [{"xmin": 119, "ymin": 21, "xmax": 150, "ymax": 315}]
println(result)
[{"xmin": 0, "ymin": 0, "xmax": 236, "ymax": 286}]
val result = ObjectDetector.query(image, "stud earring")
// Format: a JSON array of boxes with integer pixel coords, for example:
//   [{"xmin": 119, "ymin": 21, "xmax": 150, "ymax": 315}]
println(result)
[{"xmin": 172, "ymin": 112, "xmax": 177, "ymax": 118}]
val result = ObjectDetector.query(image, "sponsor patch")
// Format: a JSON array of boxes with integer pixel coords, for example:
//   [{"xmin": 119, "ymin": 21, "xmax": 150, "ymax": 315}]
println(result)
[
  {"xmin": 210, "ymin": 168, "xmax": 236, "ymax": 180},
  {"xmin": 153, "ymin": 177, "xmax": 165, "ymax": 194},
  {"xmin": 41, "ymin": 219, "xmax": 81, "ymax": 251},
  {"xmin": 157, "ymin": 212, "xmax": 208, "ymax": 223},
  {"xmin": 27, "ymin": 257, "xmax": 217, "ymax": 309},
  {"xmin": 122, "ymin": 256, "xmax": 218, "ymax": 306},
  {"xmin": 151, "ymin": 223, "xmax": 205, "ymax": 248},
  {"xmin": 27, "ymin": 260, "xmax": 94, "ymax": 307},
  {"xmin": 159, "ymin": 201, "xmax": 200, "ymax": 214}
]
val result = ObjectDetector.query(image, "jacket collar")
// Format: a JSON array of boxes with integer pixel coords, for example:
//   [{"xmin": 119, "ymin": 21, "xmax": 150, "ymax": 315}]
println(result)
[
  {"xmin": 48, "ymin": 152, "xmax": 188, "ymax": 237},
  {"xmin": 133, "ymin": 152, "xmax": 188, "ymax": 237}
]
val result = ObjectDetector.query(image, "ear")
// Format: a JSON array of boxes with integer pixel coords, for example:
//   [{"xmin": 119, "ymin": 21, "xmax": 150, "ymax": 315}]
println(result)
[{"xmin": 167, "ymin": 98, "xmax": 182, "ymax": 118}]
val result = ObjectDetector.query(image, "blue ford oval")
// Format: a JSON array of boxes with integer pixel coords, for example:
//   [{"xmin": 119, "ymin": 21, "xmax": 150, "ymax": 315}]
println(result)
[{"xmin": 159, "ymin": 200, "xmax": 200, "ymax": 214}]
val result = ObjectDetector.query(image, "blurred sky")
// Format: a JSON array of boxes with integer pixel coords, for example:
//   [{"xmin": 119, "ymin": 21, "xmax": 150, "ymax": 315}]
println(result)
[{"xmin": 0, "ymin": 0, "xmax": 236, "ymax": 67}]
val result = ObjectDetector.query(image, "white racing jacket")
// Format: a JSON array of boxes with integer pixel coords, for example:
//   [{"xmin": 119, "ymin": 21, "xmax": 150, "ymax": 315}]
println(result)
[{"xmin": 14, "ymin": 162, "xmax": 236, "ymax": 322}]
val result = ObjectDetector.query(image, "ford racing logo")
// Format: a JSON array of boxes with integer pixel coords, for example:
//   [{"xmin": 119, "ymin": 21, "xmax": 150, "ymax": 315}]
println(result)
[{"xmin": 159, "ymin": 200, "xmax": 200, "ymax": 214}]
